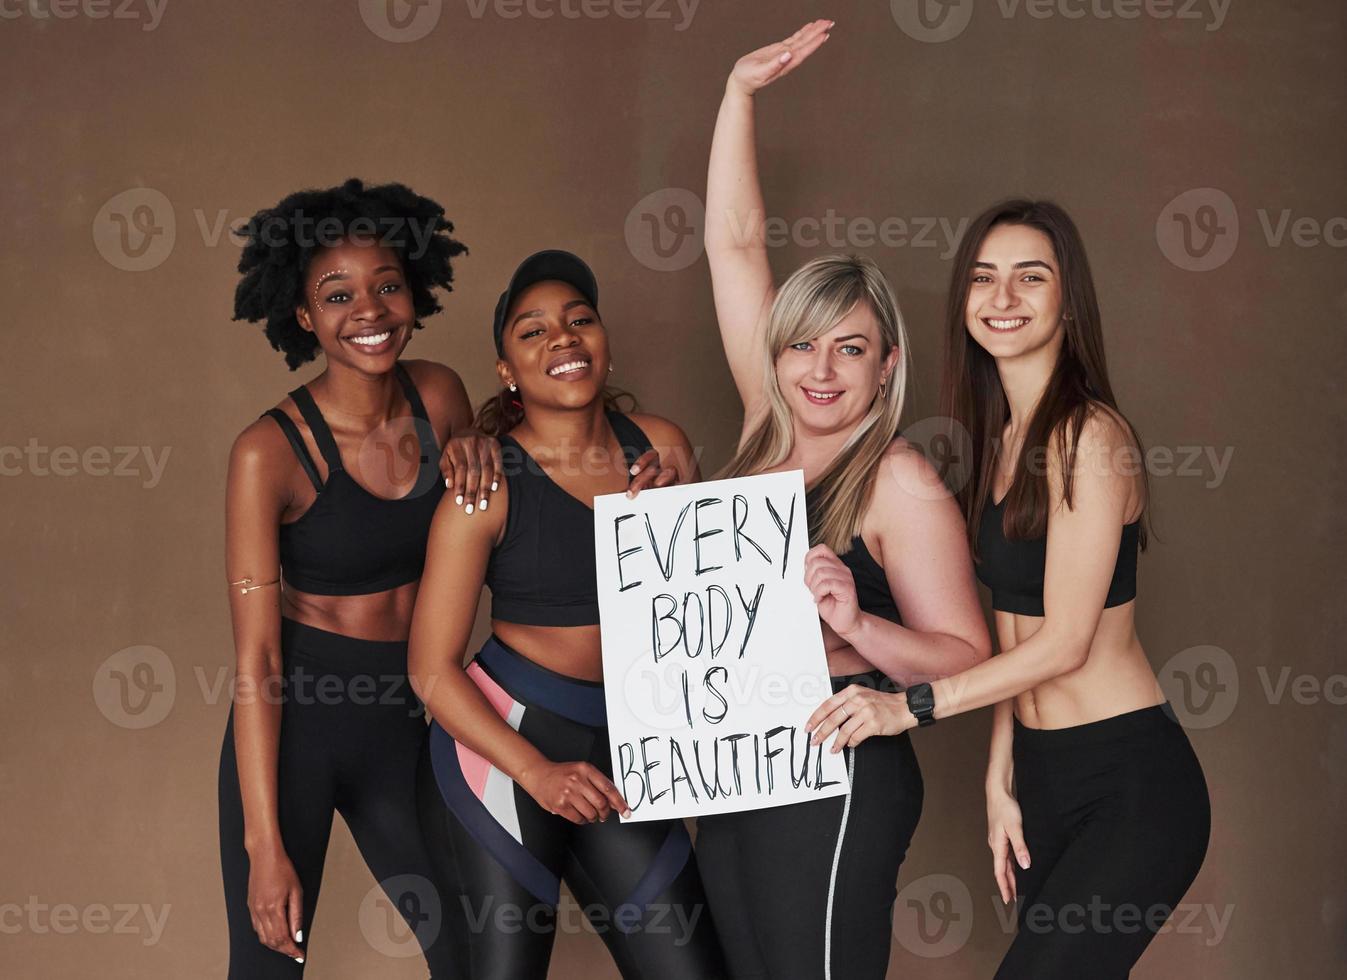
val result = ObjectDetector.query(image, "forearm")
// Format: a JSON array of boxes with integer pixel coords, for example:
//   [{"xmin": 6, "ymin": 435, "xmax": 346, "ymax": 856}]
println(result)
[
  {"xmin": 706, "ymin": 85, "xmax": 768, "ymax": 256},
  {"xmin": 840, "ymin": 611, "xmax": 983, "ymax": 687},
  {"xmin": 232, "ymin": 652, "xmax": 285, "ymax": 855},
  {"xmin": 412, "ymin": 661, "xmax": 550, "ymax": 786},
  {"xmin": 931, "ymin": 628, "xmax": 1086, "ymax": 722},
  {"xmin": 986, "ymin": 697, "xmax": 1015, "ymax": 797}
]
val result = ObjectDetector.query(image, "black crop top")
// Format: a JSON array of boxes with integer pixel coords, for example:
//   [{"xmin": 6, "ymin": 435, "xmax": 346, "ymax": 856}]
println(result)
[
  {"xmin": 975, "ymin": 492, "xmax": 1139, "ymax": 616},
  {"xmin": 835, "ymin": 535, "xmax": 902, "ymax": 625},
  {"xmin": 804, "ymin": 487, "xmax": 902, "ymax": 625},
  {"xmin": 485, "ymin": 412, "xmax": 653, "ymax": 627},
  {"xmin": 263, "ymin": 363, "xmax": 445, "ymax": 596}
]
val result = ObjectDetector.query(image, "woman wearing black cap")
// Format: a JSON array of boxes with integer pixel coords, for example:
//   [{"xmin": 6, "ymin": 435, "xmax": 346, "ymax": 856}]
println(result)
[{"xmin": 409, "ymin": 251, "xmax": 727, "ymax": 978}]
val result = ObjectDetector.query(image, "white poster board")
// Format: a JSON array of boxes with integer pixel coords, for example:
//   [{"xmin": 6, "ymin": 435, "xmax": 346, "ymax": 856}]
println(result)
[{"xmin": 593, "ymin": 469, "xmax": 850, "ymax": 822}]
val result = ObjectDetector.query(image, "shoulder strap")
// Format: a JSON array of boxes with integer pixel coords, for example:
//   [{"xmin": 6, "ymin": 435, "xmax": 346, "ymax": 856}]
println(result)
[
  {"xmin": 394, "ymin": 362, "xmax": 430, "ymax": 421},
  {"xmin": 262, "ymin": 409, "xmax": 323, "ymax": 492},
  {"xmin": 287, "ymin": 385, "xmax": 344, "ymax": 472},
  {"xmin": 607, "ymin": 412, "xmax": 654, "ymax": 471},
  {"xmin": 394, "ymin": 363, "xmax": 442, "ymax": 480}
]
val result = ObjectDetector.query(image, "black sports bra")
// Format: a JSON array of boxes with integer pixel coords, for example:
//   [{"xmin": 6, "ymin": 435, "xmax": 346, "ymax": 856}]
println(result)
[
  {"xmin": 835, "ymin": 535, "xmax": 902, "ymax": 625},
  {"xmin": 804, "ymin": 487, "xmax": 902, "ymax": 625},
  {"xmin": 975, "ymin": 491, "xmax": 1139, "ymax": 616},
  {"xmin": 263, "ymin": 363, "xmax": 445, "ymax": 596},
  {"xmin": 486, "ymin": 412, "xmax": 652, "ymax": 627}
]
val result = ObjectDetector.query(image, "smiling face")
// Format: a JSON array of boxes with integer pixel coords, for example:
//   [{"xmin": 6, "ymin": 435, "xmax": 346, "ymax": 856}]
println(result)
[
  {"xmin": 296, "ymin": 238, "xmax": 414, "ymax": 371},
  {"xmin": 775, "ymin": 301, "xmax": 897, "ymax": 437},
  {"xmin": 965, "ymin": 223, "xmax": 1067, "ymax": 360},
  {"xmin": 497, "ymin": 279, "xmax": 609, "ymax": 412}
]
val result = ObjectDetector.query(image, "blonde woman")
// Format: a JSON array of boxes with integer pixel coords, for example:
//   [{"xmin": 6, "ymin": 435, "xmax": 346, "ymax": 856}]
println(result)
[{"xmin": 695, "ymin": 21, "xmax": 991, "ymax": 979}]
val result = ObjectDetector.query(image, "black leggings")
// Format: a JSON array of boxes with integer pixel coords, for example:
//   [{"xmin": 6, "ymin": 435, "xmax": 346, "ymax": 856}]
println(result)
[
  {"xmin": 996, "ymin": 702, "xmax": 1210, "ymax": 979},
  {"xmin": 418, "ymin": 635, "xmax": 726, "ymax": 979},
  {"xmin": 696, "ymin": 670, "xmax": 924, "ymax": 980},
  {"xmin": 217, "ymin": 618, "xmax": 463, "ymax": 978}
]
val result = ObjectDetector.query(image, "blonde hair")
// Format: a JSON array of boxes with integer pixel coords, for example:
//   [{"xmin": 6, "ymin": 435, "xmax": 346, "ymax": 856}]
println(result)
[{"xmin": 718, "ymin": 254, "xmax": 909, "ymax": 552}]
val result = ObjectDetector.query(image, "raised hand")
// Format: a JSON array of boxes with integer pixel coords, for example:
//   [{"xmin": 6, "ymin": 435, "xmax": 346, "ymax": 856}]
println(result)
[{"xmin": 728, "ymin": 19, "xmax": 834, "ymax": 98}]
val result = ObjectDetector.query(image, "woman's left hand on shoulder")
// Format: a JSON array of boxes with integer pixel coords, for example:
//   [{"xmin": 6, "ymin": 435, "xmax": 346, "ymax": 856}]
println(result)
[
  {"xmin": 440, "ymin": 431, "xmax": 503, "ymax": 514},
  {"xmin": 626, "ymin": 448, "xmax": 680, "ymax": 498}
]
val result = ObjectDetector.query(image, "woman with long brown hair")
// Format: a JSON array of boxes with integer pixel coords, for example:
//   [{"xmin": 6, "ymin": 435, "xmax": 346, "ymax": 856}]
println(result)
[
  {"xmin": 809, "ymin": 199, "xmax": 1211, "ymax": 978},
  {"xmin": 696, "ymin": 21, "xmax": 991, "ymax": 980}
]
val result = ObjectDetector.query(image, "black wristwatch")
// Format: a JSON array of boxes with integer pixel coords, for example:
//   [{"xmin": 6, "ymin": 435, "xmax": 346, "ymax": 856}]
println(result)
[{"xmin": 906, "ymin": 682, "xmax": 937, "ymax": 728}]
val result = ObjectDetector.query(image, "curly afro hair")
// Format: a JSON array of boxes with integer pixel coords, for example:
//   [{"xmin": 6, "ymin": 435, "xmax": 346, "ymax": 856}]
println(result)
[{"xmin": 232, "ymin": 178, "xmax": 468, "ymax": 369}]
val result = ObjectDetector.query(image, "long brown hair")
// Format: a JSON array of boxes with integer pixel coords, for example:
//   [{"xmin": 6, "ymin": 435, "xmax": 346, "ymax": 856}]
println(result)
[{"xmin": 940, "ymin": 200, "xmax": 1149, "ymax": 554}]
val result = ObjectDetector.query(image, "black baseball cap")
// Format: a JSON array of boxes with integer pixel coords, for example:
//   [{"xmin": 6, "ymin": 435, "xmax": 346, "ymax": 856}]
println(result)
[{"xmin": 492, "ymin": 249, "xmax": 600, "ymax": 356}]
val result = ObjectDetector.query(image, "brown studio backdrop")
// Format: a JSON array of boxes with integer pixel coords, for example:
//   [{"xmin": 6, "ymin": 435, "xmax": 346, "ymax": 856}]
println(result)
[{"xmin": 2, "ymin": 1, "xmax": 1344, "ymax": 977}]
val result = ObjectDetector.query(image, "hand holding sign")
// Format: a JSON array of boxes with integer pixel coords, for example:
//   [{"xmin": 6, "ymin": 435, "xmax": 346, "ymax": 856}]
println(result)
[
  {"xmin": 594, "ymin": 469, "xmax": 850, "ymax": 822},
  {"xmin": 804, "ymin": 543, "xmax": 863, "ymax": 639}
]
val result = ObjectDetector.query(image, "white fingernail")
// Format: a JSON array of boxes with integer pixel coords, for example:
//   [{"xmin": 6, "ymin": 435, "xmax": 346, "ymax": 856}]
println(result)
[
  {"xmin": 455, "ymin": 494, "xmax": 464, "ymax": 506},
  {"xmin": 296, "ymin": 929, "xmax": 303, "ymax": 943},
  {"xmin": 480, "ymin": 499, "xmax": 488, "ymax": 510},
  {"xmin": 295, "ymin": 956, "xmax": 304, "ymax": 963},
  {"xmin": 629, "ymin": 465, "xmax": 640, "ymax": 475},
  {"xmin": 444, "ymin": 477, "xmax": 451, "ymax": 489},
  {"xmin": 491, "ymin": 481, "xmax": 499, "ymax": 491},
  {"xmin": 466, "ymin": 503, "xmax": 474, "ymax": 515}
]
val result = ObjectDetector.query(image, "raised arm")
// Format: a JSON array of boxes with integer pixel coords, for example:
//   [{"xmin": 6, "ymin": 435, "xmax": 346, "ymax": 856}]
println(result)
[
  {"xmin": 809, "ymin": 410, "xmax": 1138, "ymax": 743},
  {"xmin": 706, "ymin": 20, "xmax": 832, "ymax": 419},
  {"xmin": 408, "ymin": 489, "xmax": 631, "ymax": 823}
]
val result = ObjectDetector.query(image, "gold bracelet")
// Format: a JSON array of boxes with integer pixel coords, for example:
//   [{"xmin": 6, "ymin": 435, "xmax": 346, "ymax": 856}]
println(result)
[{"xmin": 229, "ymin": 576, "xmax": 280, "ymax": 595}]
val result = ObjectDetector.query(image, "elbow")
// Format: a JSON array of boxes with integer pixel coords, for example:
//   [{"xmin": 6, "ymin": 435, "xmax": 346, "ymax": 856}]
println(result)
[
  {"xmin": 968, "ymin": 632, "xmax": 993, "ymax": 668},
  {"xmin": 407, "ymin": 655, "xmax": 435, "ymax": 704},
  {"xmin": 236, "ymin": 643, "xmax": 283, "ymax": 680},
  {"xmin": 1045, "ymin": 637, "xmax": 1091, "ymax": 678}
]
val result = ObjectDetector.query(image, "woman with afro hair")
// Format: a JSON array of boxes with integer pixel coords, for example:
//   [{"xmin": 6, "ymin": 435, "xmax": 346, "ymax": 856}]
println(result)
[{"xmin": 218, "ymin": 178, "xmax": 499, "ymax": 976}]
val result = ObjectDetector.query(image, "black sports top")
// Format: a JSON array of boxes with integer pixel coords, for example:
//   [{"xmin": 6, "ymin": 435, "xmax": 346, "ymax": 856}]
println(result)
[
  {"xmin": 975, "ymin": 491, "xmax": 1139, "ymax": 616},
  {"xmin": 835, "ymin": 535, "xmax": 902, "ymax": 625},
  {"xmin": 486, "ymin": 412, "xmax": 652, "ymax": 627},
  {"xmin": 263, "ymin": 363, "xmax": 445, "ymax": 596},
  {"xmin": 805, "ymin": 487, "xmax": 902, "ymax": 625}
]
